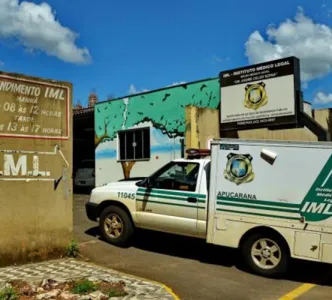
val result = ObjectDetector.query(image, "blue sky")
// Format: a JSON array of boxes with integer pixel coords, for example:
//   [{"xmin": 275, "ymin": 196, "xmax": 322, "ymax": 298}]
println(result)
[{"xmin": 1, "ymin": 0, "xmax": 332, "ymax": 108}]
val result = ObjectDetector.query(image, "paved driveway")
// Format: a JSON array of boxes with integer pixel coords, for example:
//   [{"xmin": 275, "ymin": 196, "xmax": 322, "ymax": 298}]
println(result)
[{"xmin": 74, "ymin": 194, "xmax": 332, "ymax": 300}]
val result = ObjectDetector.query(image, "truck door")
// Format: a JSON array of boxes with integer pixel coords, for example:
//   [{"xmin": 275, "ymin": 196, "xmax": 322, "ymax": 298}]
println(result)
[{"xmin": 136, "ymin": 161, "xmax": 203, "ymax": 237}]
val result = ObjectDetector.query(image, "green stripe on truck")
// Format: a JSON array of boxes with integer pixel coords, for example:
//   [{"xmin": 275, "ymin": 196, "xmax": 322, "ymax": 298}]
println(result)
[
  {"xmin": 138, "ymin": 188, "xmax": 206, "ymax": 199},
  {"xmin": 136, "ymin": 198, "xmax": 205, "ymax": 209},
  {"xmin": 216, "ymin": 201, "xmax": 299, "ymax": 213},
  {"xmin": 137, "ymin": 192, "xmax": 206, "ymax": 203},
  {"xmin": 216, "ymin": 208, "xmax": 299, "ymax": 220},
  {"xmin": 217, "ymin": 196, "xmax": 300, "ymax": 208}
]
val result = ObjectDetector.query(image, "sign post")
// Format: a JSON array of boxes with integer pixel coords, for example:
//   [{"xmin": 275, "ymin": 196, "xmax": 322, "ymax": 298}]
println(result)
[{"xmin": 219, "ymin": 56, "xmax": 301, "ymax": 131}]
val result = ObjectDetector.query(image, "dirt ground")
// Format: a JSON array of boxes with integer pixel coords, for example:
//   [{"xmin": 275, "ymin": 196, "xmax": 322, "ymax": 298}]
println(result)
[{"xmin": 74, "ymin": 193, "xmax": 332, "ymax": 300}]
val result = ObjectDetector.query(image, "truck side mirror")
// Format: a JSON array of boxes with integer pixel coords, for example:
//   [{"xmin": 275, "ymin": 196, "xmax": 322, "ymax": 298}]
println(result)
[{"xmin": 146, "ymin": 177, "xmax": 154, "ymax": 188}]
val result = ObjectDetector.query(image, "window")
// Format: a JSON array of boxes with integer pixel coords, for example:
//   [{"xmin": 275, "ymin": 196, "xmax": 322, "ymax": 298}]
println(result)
[
  {"xmin": 118, "ymin": 127, "xmax": 150, "ymax": 161},
  {"xmin": 151, "ymin": 162, "xmax": 199, "ymax": 192}
]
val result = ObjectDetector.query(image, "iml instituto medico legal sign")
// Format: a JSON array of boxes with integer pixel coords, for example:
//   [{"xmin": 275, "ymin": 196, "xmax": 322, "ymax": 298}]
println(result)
[
  {"xmin": 219, "ymin": 56, "xmax": 301, "ymax": 131},
  {"xmin": 0, "ymin": 74, "xmax": 70, "ymax": 139}
]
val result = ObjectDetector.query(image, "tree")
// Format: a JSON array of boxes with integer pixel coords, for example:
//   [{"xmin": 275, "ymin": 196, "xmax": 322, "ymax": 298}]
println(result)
[
  {"xmin": 95, "ymin": 79, "xmax": 220, "ymax": 179},
  {"xmin": 95, "ymin": 99, "xmax": 126, "ymax": 146},
  {"xmin": 94, "ymin": 98, "xmax": 136, "ymax": 179},
  {"xmin": 95, "ymin": 119, "xmax": 110, "ymax": 148},
  {"xmin": 121, "ymin": 161, "xmax": 136, "ymax": 179}
]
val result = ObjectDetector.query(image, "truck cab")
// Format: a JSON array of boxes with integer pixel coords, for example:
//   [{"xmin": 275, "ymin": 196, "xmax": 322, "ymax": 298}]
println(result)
[{"xmin": 86, "ymin": 149, "xmax": 211, "ymax": 246}]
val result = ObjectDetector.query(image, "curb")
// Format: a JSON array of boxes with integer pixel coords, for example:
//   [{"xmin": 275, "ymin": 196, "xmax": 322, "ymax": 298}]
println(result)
[{"xmin": 76, "ymin": 257, "xmax": 180, "ymax": 300}]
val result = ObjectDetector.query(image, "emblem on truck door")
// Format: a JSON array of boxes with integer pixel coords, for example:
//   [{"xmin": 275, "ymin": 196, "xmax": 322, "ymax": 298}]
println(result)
[
  {"xmin": 244, "ymin": 82, "xmax": 268, "ymax": 110},
  {"xmin": 224, "ymin": 153, "xmax": 255, "ymax": 185}
]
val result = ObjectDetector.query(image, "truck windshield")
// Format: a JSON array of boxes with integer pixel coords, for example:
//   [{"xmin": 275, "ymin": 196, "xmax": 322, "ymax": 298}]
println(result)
[{"xmin": 151, "ymin": 162, "xmax": 199, "ymax": 192}]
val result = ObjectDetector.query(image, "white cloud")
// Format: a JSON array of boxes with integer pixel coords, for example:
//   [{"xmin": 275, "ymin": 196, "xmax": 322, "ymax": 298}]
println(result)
[
  {"xmin": 128, "ymin": 84, "xmax": 149, "ymax": 95},
  {"xmin": 314, "ymin": 92, "xmax": 332, "ymax": 104},
  {"xmin": 128, "ymin": 81, "xmax": 188, "ymax": 95},
  {"xmin": 128, "ymin": 84, "xmax": 137, "ymax": 95},
  {"xmin": 245, "ymin": 7, "xmax": 332, "ymax": 83},
  {"xmin": 167, "ymin": 81, "xmax": 186, "ymax": 87},
  {"xmin": 0, "ymin": 0, "xmax": 91, "ymax": 64}
]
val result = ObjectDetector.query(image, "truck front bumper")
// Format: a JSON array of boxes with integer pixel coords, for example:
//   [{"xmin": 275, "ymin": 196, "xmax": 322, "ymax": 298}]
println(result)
[{"xmin": 85, "ymin": 202, "xmax": 99, "ymax": 222}]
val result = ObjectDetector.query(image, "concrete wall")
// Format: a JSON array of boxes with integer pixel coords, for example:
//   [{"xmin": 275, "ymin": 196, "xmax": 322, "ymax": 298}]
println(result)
[
  {"xmin": 303, "ymin": 101, "xmax": 313, "ymax": 117},
  {"xmin": 231, "ymin": 126, "xmax": 319, "ymax": 142},
  {"xmin": 313, "ymin": 108, "xmax": 330, "ymax": 130},
  {"xmin": 184, "ymin": 106, "xmax": 331, "ymax": 151},
  {"xmin": 185, "ymin": 106, "xmax": 220, "ymax": 149},
  {"xmin": 233, "ymin": 108, "xmax": 330, "ymax": 141},
  {"xmin": 0, "ymin": 71, "xmax": 73, "ymax": 266}
]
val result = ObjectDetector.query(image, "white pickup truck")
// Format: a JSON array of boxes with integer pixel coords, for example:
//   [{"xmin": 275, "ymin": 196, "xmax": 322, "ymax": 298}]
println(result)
[{"xmin": 86, "ymin": 138, "xmax": 332, "ymax": 277}]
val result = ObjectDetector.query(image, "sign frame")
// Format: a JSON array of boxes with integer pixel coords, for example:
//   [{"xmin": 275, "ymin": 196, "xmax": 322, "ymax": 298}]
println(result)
[
  {"xmin": 0, "ymin": 74, "xmax": 71, "ymax": 140},
  {"xmin": 219, "ymin": 56, "xmax": 302, "ymax": 132}
]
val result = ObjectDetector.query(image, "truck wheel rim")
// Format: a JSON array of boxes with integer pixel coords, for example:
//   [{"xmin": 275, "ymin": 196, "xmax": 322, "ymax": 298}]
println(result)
[
  {"xmin": 251, "ymin": 238, "xmax": 281, "ymax": 270},
  {"xmin": 104, "ymin": 214, "xmax": 123, "ymax": 239}
]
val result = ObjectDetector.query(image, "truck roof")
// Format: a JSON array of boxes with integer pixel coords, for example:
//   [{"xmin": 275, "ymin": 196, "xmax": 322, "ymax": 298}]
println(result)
[
  {"xmin": 173, "ymin": 158, "xmax": 210, "ymax": 164},
  {"xmin": 210, "ymin": 138, "xmax": 332, "ymax": 148}
]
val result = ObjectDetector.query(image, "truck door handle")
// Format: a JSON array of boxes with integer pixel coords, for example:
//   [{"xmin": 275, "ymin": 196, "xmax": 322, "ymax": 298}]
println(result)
[{"xmin": 187, "ymin": 197, "xmax": 197, "ymax": 203}]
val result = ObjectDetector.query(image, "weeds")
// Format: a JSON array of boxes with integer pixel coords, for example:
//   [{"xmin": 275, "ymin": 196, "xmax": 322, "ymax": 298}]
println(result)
[
  {"xmin": 0, "ymin": 286, "xmax": 18, "ymax": 300},
  {"xmin": 0, "ymin": 278, "xmax": 127, "ymax": 299},
  {"xmin": 70, "ymin": 279, "xmax": 97, "ymax": 295},
  {"xmin": 108, "ymin": 289, "xmax": 128, "ymax": 298},
  {"xmin": 70, "ymin": 278, "xmax": 127, "ymax": 297},
  {"xmin": 65, "ymin": 240, "xmax": 79, "ymax": 258}
]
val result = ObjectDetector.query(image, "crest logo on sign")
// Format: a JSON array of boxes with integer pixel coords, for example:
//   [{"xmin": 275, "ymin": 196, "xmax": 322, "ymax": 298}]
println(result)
[
  {"xmin": 224, "ymin": 153, "xmax": 255, "ymax": 185},
  {"xmin": 244, "ymin": 82, "xmax": 268, "ymax": 110}
]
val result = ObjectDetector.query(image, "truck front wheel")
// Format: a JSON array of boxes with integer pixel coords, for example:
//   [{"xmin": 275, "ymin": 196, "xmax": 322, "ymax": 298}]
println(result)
[
  {"xmin": 241, "ymin": 233, "xmax": 289, "ymax": 278},
  {"xmin": 99, "ymin": 206, "xmax": 134, "ymax": 247}
]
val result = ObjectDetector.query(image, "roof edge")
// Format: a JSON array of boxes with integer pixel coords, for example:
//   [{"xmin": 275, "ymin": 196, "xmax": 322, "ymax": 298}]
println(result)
[{"xmin": 96, "ymin": 76, "xmax": 219, "ymax": 106}]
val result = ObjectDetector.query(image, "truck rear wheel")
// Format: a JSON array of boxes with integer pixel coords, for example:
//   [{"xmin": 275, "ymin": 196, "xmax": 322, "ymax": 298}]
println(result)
[
  {"xmin": 99, "ymin": 206, "xmax": 134, "ymax": 247},
  {"xmin": 241, "ymin": 232, "xmax": 289, "ymax": 278}
]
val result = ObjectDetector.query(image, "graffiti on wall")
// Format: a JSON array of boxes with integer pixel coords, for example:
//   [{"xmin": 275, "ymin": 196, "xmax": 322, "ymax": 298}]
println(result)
[{"xmin": 94, "ymin": 78, "xmax": 220, "ymax": 185}]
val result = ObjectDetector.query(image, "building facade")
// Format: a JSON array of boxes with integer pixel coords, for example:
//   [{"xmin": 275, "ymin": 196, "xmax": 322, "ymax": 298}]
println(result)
[{"xmin": 94, "ymin": 78, "xmax": 220, "ymax": 186}]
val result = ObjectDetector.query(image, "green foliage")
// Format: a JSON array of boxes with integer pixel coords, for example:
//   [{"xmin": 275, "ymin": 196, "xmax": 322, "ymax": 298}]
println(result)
[
  {"xmin": 108, "ymin": 289, "xmax": 128, "ymax": 298},
  {"xmin": 0, "ymin": 286, "xmax": 18, "ymax": 300},
  {"xmin": 95, "ymin": 99, "xmax": 126, "ymax": 142},
  {"xmin": 125, "ymin": 79, "xmax": 220, "ymax": 135},
  {"xmin": 95, "ymin": 78, "xmax": 220, "ymax": 144},
  {"xmin": 70, "ymin": 279, "xmax": 97, "ymax": 295},
  {"xmin": 65, "ymin": 239, "xmax": 80, "ymax": 258}
]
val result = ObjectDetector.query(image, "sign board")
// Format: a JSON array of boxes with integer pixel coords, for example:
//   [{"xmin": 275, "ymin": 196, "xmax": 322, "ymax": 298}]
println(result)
[
  {"xmin": 219, "ymin": 56, "xmax": 301, "ymax": 131},
  {"xmin": 0, "ymin": 74, "xmax": 70, "ymax": 139}
]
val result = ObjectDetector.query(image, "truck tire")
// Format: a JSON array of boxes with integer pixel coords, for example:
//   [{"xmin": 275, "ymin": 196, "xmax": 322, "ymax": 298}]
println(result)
[
  {"xmin": 99, "ymin": 206, "xmax": 134, "ymax": 247},
  {"xmin": 241, "ymin": 232, "xmax": 289, "ymax": 278}
]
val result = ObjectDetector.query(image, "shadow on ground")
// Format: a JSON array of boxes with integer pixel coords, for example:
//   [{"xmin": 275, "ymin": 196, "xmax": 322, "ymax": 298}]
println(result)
[
  {"xmin": 85, "ymin": 226, "xmax": 332, "ymax": 286},
  {"xmin": 85, "ymin": 226, "xmax": 236, "ymax": 267}
]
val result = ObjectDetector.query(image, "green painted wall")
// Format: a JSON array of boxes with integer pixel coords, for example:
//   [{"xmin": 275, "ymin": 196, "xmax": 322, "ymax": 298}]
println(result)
[
  {"xmin": 95, "ymin": 78, "xmax": 220, "ymax": 144},
  {"xmin": 94, "ymin": 77, "xmax": 220, "ymax": 185}
]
